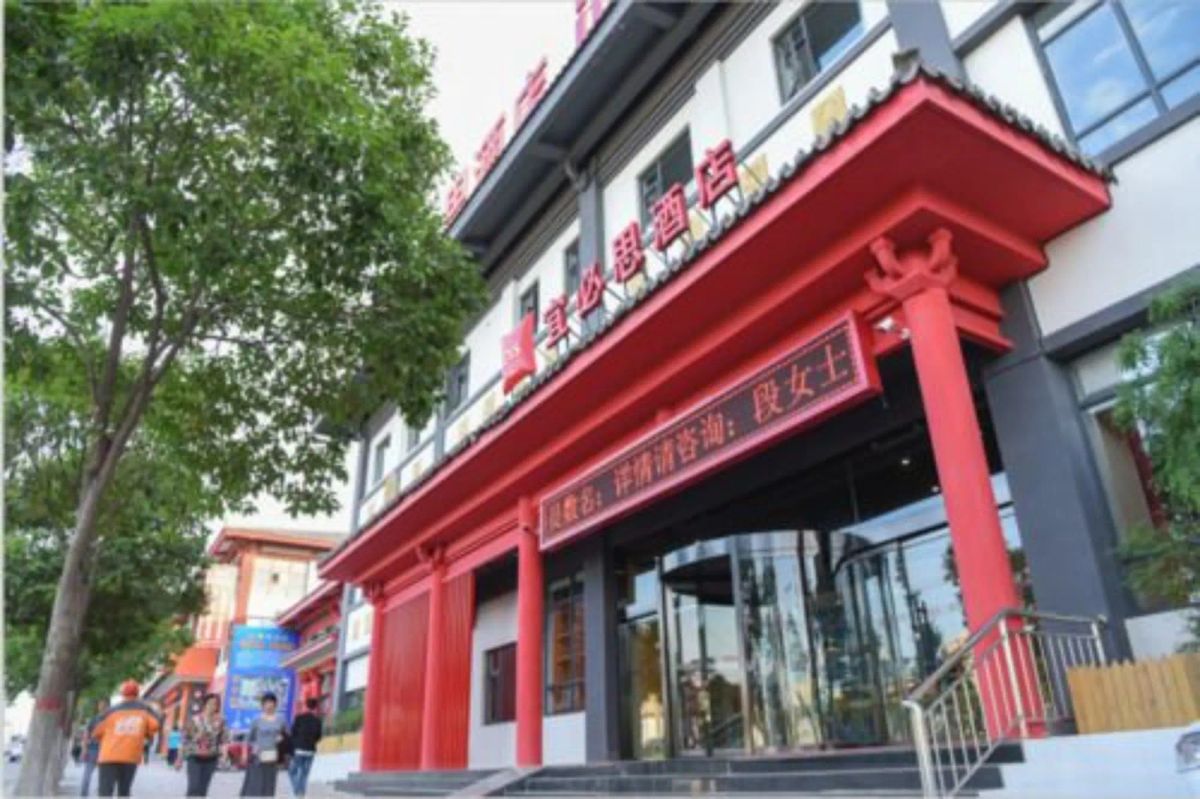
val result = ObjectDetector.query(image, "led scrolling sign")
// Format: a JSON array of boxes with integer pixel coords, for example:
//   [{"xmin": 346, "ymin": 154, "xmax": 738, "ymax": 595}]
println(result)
[{"xmin": 540, "ymin": 313, "xmax": 882, "ymax": 549}]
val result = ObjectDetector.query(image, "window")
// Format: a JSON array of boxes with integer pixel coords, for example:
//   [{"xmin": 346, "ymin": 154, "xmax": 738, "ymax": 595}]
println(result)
[
  {"xmin": 637, "ymin": 132, "xmax": 693, "ymax": 226},
  {"xmin": 519, "ymin": 282, "xmax": 539, "ymax": 331},
  {"xmin": 564, "ymin": 240, "xmax": 581, "ymax": 296},
  {"xmin": 371, "ymin": 435, "xmax": 391, "ymax": 485},
  {"xmin": 773, "ymin": 1, "xmax": 864, "ymax": 103},
  {"xmin": 1037, "ymin": 0, "xmax": 1200, "ymax": 156},
  {"xmin": 545, "ymin": 575, "xmax": 586, "ymax": 714},
  {"xmin": 445, "ymin": 353, "xmax": 470, "ymax": 413},
  {"xmin": 483, "ymin": 643, "xmax": 517, "ymax": 724},
  {"xmin": 405, "ymin": 421, "xmax": 422, "ymax": 453}
]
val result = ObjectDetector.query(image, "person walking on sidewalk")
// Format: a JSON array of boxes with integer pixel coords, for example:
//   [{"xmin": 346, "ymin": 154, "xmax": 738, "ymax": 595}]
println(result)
[
  {"xmin": 287, "ymin": 698, "xmax": 324, "ymax": 798},
  {"xmin": 166, "ymin": 726, "xmax": 182, "ymax": 767},
  {"xmin": 79, "ymin": 698, "xmax": 109, "ymax": 797},
  {"xmin": 239, "ymin": 692, "xmax": 289, "ymax": 797},
  {"xmin": 90, "ymin": 681, "xmax": 160, "ymax": 797},
  {"xmin": 176, "ymin": 693, "xmax": 228, "ymax": 797}
]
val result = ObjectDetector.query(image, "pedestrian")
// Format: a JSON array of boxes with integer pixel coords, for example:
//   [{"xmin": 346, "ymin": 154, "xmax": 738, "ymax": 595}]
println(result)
[
  {"xmin": 177, "ymin": 693, "xmax": 228, "ymax": 797},
  {"xmin": 287, "ymin": 698, "xmax": 324, "ymax": 798},
  {"xmin": 239, "ymin": 692, "xmax": 289, "ymax": 797},
  {"xmin": 91, "ymin": 680, "xmax": 160, "ymax": 797},
  {"xmin": 79, "ymin": 698, "xmax": 110, "ymax": 797},
  {"xmin": 166, "ymin": 725, "xmax": 182, "ymax": 767}
]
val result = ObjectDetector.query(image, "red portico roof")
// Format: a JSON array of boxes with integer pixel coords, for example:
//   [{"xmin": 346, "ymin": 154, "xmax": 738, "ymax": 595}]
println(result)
[{"xmin": 321, "ymin": 66, "xmax": 1111, "ymax": 588}]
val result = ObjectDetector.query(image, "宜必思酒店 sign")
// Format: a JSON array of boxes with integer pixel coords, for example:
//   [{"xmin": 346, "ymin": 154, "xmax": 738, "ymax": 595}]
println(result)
[{"xmin": 540, "ymin": 312, "xmax": 881, "ymax": 548}]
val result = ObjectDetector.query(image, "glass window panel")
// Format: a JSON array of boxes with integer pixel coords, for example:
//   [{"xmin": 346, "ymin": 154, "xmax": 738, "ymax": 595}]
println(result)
[
  {"xmin": 519, "ymin": 283, "xmax": 538, "ymax": 331},
  {"xmin": 1163, "ymin": 62, "xmax": 1200, "ymax": 106},
  {"xmin": 659, "ymin": 132, "xmax": 694, "ymax": 189},
  {"xmin": 371, "ymin": 435, "xmax": 390, "ymax": 484},
  {"xmin": 1124, "ymin": 0, "xmax": 1200, "ymax": 80},
  {"xmin": 564, "ymin": 240, "xmax": 581, "ymax": 296},
  {"xmin": 808, "ymin": 1, "xmax": 864, "ymax": 70},
  {"xmin": 545, "ymin": 575, "xmax": 585, "ymax": 714},
  {"xmin": 1077, "ymin": 95, "xmax": 1158, "ymax": 153},
  {"xmin": 1045, "ymin": 5, "xmax": 1150, "ymax": 132},
  {"xmin": 639, "ymin": 132, "xmax": 692, "ymax": 224}
]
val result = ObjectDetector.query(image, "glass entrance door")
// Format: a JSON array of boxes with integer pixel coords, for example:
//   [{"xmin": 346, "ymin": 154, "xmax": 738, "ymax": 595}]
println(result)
[{"xmin": 663, "ymin": 545, "xmax": 745, "ymax": 755}]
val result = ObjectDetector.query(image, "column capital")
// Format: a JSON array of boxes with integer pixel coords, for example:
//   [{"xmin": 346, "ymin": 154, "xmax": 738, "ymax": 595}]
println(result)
[
  {"xmin": 517, "ymin": 495, "xmax": 538, "ymax": 538},
  {"xmin": 415, "ymin": 542, "xmax": 447, "ymax": 571},
  {"xmin": 362, "ymin": 579, "xmax": 386, "ymax": 605},
  {"xmin": 866, "ymin": 227, "xmax": 958, "ymax": 302}
]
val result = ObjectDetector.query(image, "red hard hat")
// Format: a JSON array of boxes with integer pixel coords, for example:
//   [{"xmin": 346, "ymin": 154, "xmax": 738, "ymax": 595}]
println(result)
[{"xmin": 120, "ymin": 680, "xmax": 140, "ymax": 698}]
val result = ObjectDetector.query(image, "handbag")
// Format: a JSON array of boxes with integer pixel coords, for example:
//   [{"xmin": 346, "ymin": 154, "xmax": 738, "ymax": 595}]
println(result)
[{"xmin": 258, "ymin": 748, "xmax": 278, "ymax": 764}]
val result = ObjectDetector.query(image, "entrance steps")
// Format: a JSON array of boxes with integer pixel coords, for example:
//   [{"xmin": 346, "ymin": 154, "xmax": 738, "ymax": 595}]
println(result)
[
  {"xmin": 334, "ymin": 768, "xmax": 503, "ymax": 796},
  {"xmin": 497, "ymin": 745, "xmax": 1023, "ymax": 796}
]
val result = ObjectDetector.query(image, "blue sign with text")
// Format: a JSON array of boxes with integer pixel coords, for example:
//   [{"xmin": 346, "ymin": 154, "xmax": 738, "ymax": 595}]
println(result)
[{"xmin": 223, "ymin": 625, "xmax": 299, "ymax": 731}]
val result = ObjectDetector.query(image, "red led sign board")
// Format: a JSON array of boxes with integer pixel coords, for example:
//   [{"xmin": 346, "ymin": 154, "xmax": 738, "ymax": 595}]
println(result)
[{"xmin": 540, "ymin": 312, "xmax": 881, "ymax": 549}]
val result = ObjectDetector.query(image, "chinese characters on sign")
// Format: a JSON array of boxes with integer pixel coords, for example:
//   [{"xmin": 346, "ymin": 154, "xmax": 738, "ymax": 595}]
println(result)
[
  {"xmin": 515, "ymin": 58, "xmax": 549, "ymax": 127},
  {"xmin": 540, "ymin": 314, "xmax": 880, "ymax": 548},
  {"xmin": 575, "ymin": 0, "xmax": 609, "ymax": 46}
]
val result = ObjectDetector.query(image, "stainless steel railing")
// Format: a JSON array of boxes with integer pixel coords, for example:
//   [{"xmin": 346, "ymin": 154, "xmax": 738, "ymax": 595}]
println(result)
[{"xmin": 902, "ymin": 608, "xmax": 1107, "ymax": 798}]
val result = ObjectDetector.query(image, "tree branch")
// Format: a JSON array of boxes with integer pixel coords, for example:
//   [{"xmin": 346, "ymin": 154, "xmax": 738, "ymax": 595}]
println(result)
[{"xmin": 21, "ymin": 290, "xmax": 99, "ymax": 397}]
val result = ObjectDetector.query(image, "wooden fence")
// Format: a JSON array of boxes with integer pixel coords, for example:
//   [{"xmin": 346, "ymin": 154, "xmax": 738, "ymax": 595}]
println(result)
[{"xmin": 1067, "ymin": 652, "xmax": 1200, "ymax": 734}]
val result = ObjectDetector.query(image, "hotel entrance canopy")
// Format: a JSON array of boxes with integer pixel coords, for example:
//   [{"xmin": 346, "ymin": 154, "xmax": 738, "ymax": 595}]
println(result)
[{"xmin": 321, "ymin": 67, "xmax": 1109, "ymax": 591}]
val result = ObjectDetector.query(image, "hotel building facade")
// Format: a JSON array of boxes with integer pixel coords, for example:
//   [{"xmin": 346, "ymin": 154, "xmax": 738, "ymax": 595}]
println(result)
[{"xmin": 321, "ymin": 0, "xmax": 1200, "ymax": 774}]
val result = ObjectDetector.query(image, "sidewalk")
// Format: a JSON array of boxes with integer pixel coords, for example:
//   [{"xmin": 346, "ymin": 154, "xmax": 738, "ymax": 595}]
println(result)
[{"xmin": 47, "ymin": 758, "xmax": 352, "ymax": 798}]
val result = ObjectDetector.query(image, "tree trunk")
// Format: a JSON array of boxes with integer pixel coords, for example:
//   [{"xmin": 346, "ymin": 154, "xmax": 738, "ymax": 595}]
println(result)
[{"xmin": 13, "ymin": 477, "xmax": 106, "ymax": 797}]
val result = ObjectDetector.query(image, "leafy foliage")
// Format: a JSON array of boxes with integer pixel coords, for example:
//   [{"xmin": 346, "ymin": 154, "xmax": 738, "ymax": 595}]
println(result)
[
  {"xmin": 5, "ymin": 4, "xmax": 481, "ymax": 785},
  {"xmin": 4, "ymin": 340, "xmax": 209, "ymax": 700},
  {"xmin": 5, "ymin": 0, "xmax": 483, "ymax": 519},
  {"xmin": 328, "ymin": 705, "xmax": 364, "ymax": 735},
  {"xmin": 1115, "ymin": 281, "xmax": 1200, "ymax": 647}
]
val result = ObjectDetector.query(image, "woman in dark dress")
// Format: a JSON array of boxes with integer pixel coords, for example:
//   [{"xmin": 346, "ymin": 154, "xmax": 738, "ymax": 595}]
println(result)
[{"xmin": 240, "ymin": 693, "xmax": 288, "ymax": 797}]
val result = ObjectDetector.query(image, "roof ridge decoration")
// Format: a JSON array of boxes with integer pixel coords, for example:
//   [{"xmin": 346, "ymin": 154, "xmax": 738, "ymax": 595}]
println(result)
[{"xmin": 331, "ymin": 63, "xmax": 1112, "ymax": 561}]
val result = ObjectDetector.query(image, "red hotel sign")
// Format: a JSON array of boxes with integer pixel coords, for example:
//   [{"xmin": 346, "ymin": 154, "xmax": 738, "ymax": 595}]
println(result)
[{"xmin": 540, "ymin": 313, "xmax": 881, "ymax": 548}]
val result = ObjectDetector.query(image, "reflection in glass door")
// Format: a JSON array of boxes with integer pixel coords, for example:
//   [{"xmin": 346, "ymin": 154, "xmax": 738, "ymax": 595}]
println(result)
[
  {"xmin": 620, "ymin": 616, "xmax": 666, "ymax": 759},
  {"xmin": 665, "ymin": 573, "xmax": 745, "ymax": 755},
  {"xmin": 737, "ymin": 534, "xmax": 822, "ymax": 751}
]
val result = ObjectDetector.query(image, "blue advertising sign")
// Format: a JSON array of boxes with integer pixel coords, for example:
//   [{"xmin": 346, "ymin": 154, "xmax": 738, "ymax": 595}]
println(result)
[{"xmin": 223, "ymin": 625, "xmax": 299, "ymax": 731}]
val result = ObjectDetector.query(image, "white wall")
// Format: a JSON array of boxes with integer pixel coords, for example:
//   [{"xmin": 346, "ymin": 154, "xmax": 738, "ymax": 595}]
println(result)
[
  {"xmin": 467, "ymin": 591, "xmax": 518, "ymax": 769},
  {"xmin": 940, "ymin": 0, "xmax": 1000, "ymax": 41},
  {"xmin": 721, "ymin": 0, "xmax": 890, "ymax": 157},
  {"xmin": 543, "ymin": 712, "xmax": 586, "ymax": 765},
  {"xmin": 962, "ymin": 16, "xmax": 1066, "ymax": 137},
  {"xmin": 515, "ymin": 218, "xmax": 580, "ymax": 321},
  {"xmin": 1029, "ymin": 119, "xmax": 1200, "ymax": 335},
  {"xmin": 1126, "ymin": 609, "xmax": 1197, "ymax": 660},
  {"xmin": 464, "ymin": 284, "xmax": 515, "ymax": 395}
]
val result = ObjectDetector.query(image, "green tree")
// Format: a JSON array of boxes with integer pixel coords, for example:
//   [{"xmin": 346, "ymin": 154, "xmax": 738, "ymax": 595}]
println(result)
[
  {"xmin": 4, "ymin": 336, "xmax": 211, "ymax": 756},
  {"xmin": 5, "ymin": 2, "xmax": 482, "ymax": 791},
  {"xmin": 1115, "ymin": 281, "xmax": 1200, "ymax": 646}
]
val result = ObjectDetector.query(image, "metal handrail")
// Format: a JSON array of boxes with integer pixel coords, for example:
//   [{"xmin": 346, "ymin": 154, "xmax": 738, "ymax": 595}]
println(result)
[
  {"xmin": 906, "ymin": 608, "xmax": 1105, "ymax": 703},
  {"xmin": 902, "ymin": 607, "xmax": 1107, "ymax": 798}
]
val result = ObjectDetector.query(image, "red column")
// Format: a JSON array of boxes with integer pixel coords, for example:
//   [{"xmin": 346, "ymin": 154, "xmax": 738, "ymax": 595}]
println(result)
[
  {"xmin": 419, "ymin": 548, "xmax": 447, "ymax": 770},
  {"xmin": 869, "ymin": 229, "xmax": 1037, "ymax": 735},
  {"xmin": 360, "ymin": 586, "xmax": 385, "ymax": 770},
  {"xmin": 515, "ymin": 497, "xmax": 543, "ymax": 767}
]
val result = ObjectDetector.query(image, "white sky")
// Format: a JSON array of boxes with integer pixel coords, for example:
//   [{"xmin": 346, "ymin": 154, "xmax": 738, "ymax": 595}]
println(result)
[
  {"xmin": 400, "ymin": 1, "xmax": 578, "ymax": 176},
  {"xmin": 225, "ymin": 2, "xmax": 576, "ymax": 536}
]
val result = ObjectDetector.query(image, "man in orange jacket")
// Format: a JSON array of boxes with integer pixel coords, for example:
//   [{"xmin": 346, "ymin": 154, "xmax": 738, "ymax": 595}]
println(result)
[{"xmin": 90, "ymin": 680, "xmax": 161, "ymax": 797}]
